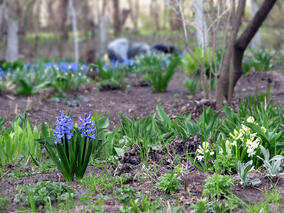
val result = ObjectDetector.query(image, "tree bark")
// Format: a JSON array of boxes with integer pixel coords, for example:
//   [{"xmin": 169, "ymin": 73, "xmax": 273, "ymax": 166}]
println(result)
[
  {"xmin": 69, "ymin": 0, "xmax": 79, "ymax": 63},
  {"xmin": 216, "ymin": 0, "xmax": 245, "ymax": 109},
  {"xmin": 151, "ymin": 0, "xmax": 160, "ymax": 31},
  {"xmin": 250, "ymin": 0, "xmax": 262, "ymax": 49},
  {"xmin": 5, "ymin": 0, "xmax": 20, "ymax": 62},
  {"xmin": 58, "ymin": 0, "xmax": 69, "ymax": 58},
  {"xmin": 228, "ymin": 0, "xmax": 277, "ymax": 101},
  {"xmin": 194, "ymin": 0, "xmax": 208, "ymax": 48},
  {"xmin": 112, "ymin": 0, "xmax": 121, "ymax": 35},
  {"xmin": 0, "ymin": 0, "xmax": 5, "ymax": 35},
  {"xmin": 6, "ymin": 18, "xmax": 19, "ymax": 62}
]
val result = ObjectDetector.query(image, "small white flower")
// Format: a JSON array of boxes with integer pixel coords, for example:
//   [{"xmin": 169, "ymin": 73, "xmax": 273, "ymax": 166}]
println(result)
[
  {"xmin": 261, "ymin": 126, "xmax": 267, "ymax": 133},
  {"xmin": 247, "ymin": 148, "xmax": 256, "ymax": 157},
  {"xmin": 196, "ymin": 155, "xmax": 204, "ymax": 161},
  {"xmin": 210, "ymin": 151, "xmax": 214, "ymax": 156},
  {"xmin": 247, "ymin": 116, "xmax": 255, "ymax": 123},
  {"xmin": 241, "ymin": 124, "xmax": 250, "ymax": 133},
  {"xmin": 225, "ymin": 140, "xmax": 232, "ymax": 155},
  {"xmin": 231, "ymin": 140, "xmax": 237, "ymax": 146}
]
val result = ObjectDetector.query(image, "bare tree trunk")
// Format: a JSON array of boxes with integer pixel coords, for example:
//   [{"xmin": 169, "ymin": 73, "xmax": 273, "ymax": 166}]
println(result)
[
  {"xmin": 5, "ymin": 0, "xmax": 20, "ymax": 62},
  {"xmin": 228, "ymin": 0, "xmax": 277, "ymax": 101},
  {"xmin": 33, "ymin": 0, "xmax": 41, "ymax": 57},
  {"xmin": 216, "ymin": 0, "xmax": 245, "ymax": 109},
  {"xmin": 194, "ymin": 0, "xmax": 209, "ymax": 48},
  {"xmin": 0, "ymin": 0, "xmax": 5, "ymax": 35},
  {"xmin": 113, "ymin": 0, "xmax": 121, "ymax": 35},
  {"xmin": 282, "ymin": 0, "xmax": 284, "ymax": 17},
  {"xmin": 69, "ymin": 0, "xmax": 79, "ymax": 63},
  {"xmin": 151, "ymin": 0, "xmax": 160, "ymax": 31},
  {"xmin": 6, "ymin": 18, "xmax": 18, "ymax": 62},
  {"xmin": 59, "ymin": 0, "xmax": 69, "ymax": 58},
  {"xmin": 134, "ymin": 0, "xmax": 139, "ymax": 32},
  {"xmin": 250, "ymin": 0, "xmax": 261, "ymax": 49}
]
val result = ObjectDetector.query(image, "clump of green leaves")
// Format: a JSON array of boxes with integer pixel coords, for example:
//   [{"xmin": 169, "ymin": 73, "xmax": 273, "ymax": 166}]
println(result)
[
  {"xmin": 257, "ymin": 146, "xmax": 284, "ymax": 178},
  {"xmin": 149, "ymin": 54, "xmax": 181, "ymax": 92},
  {"xmin": 16, "ymin": 181, "xmax": 76, "ymax": 208},
  {"xmin": 156, "ymin": 170, "xmax": 181, "ymax": 194},
  {"xmin": 214, "ymin": 153, "xmax": 237, "ymax": 175},
  {"xmin": 184, "ymin": 77, "xmax": 198, "ymax": 95},
  {"xmin": 121, "ymin": 191, "xmax": 160, "ymax": 213},
  {"xmin": 242, "ymin": 49, "xmax": 273, "ymax": 74},
  {"xmin": 190, "ymin": 173, "xmax": 239, "ymax": 212},
  {"xmin": 237, "ymin": 160, "xmax": 261, "ymax": 186},
  {"xmin": 0, "ymin": 113, "xmax": 40, "ymax": 167},
  {"xmin": 114, "ymin": 185, "xmax": 138, "ymax": 203},
  {"xmin": 203, "ymin": 173, "xmax": 234, "ymax": 200},
  {"xmin": 134, "ymin": 53, "xmax": 181, "ymax": 92},
  {"xmin": 183, "ymin": 48, "xmax": 215, "ymax": 76},
  {"xmin": 93, "ymin": 61, "xmax": 128, "ymax": 90},
  {"xmin": 0, "ymin": 196, "xmax": 9, "ymax": 212}
]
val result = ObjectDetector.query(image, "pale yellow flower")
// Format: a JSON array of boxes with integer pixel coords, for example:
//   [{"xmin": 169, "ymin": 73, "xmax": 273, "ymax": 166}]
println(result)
[{"xmin": 247, "ymin": 116, "xmax": 255, "ymax": 123}]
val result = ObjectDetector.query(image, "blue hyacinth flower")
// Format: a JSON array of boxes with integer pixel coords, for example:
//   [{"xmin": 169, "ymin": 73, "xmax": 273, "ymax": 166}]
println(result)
[
  {"xmin": 71, "ymin": 62, "xmax": 79, "ymax": 72},
  {"xmin": 53, "ymin": 111, "xmax": 74, "ymax": 144},
  {"xmin": 81, "ymin": 64, "xmax": 87, "ymax": 72},
  {"xmin": 78, "ymin": 113, "xmax": 96, "ymax": 140},
  {"xmin": 60, "ymin": 62, "xmax": 70, "ymax": 73}
]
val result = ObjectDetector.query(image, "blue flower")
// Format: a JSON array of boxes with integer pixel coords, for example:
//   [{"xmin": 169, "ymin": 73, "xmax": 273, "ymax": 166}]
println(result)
[
  {"xmin": 71, "ymin": 62, "xmax": 79, "ymax": 72},
  {"xmin": 24, "ymin": 63, "xmax": 32, "ymax": 70},
  {"xmin": 78, "ymin": 113, "xmax": 96, "ymax": 140},
  {"xmin": 81, "ymin": 64, "xmax": 87, "ymax": 72},
  {"xmin": 41, "ymin": 148, "xmax": 46, "ymax": 153},
  {"xmin": 53, "ymin": 111, "xmax": 74, "ymax": 144},
  {"xmin": 243, "ymin": 57, "xmax": 249, "ymax": 63},
  {"xmin": 111, "ymin": 61, "xmax": 121, "ymax": 70},
  {"xmin": 123, "ymin": 59, "xmax": 132, "ymax": 67},
  {"xmin": 0, "ymin": 69, "xmax": 5, "ymax": 80},
  {"xmin": 162, "ymin": 58, "xmax": 169, "ymax": 66},
  {"xmin": 59, "ymin": 62, "xmax": 70, "ymax": 73}
]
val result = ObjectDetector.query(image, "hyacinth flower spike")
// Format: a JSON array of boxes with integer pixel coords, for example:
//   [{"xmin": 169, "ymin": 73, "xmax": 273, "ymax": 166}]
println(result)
[{"xmin": 54, "ymin": 111, "xmax": 74, "ymax": 160}]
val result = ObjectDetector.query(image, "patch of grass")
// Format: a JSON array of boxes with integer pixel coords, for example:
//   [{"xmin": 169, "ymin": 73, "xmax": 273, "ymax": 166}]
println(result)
[
  {"xmin": 0, "ymin": 196, "xmax": 9, "ymax": 212},
  {"xmin": 246, "ymin": 188, "xmax": 282, "ymax": 213},
  {"xmin": 80, "ymin": 172, "xmax": 130, "ymax": 193}
]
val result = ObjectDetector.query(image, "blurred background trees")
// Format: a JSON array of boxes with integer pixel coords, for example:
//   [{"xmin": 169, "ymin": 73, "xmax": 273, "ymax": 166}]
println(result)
[{"xmin": 0, "ymin": 0, "xmax": 283, "ymax": 62}]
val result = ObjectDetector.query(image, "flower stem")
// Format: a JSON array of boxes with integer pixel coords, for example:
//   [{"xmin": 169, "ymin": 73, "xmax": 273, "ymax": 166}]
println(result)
[
  {"xmin": 82, "ymin": 137, "xmax": 87, "ymax": 165},
  {"xmin": 64, "ymin": 134, "xmax": 69, "ymax": 161}
]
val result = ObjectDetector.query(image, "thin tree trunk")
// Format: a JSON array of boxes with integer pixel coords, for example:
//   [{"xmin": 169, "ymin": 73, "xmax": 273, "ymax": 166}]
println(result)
[
  {"xmin": 112, "ymin": 0, "xmax": 121, "ymax": 35},
  {"xmin": 69, "ymin": 0, "xmax": 79, "ymax": 63},
  {"xmin": 59, "ymin": 0, "xmax": 69, "ymax": 58},
  {"xmin": 151, "ymin": 0, "xmax": 160, "ymax": 31},
  {"xmin": 250, "ymin": 0, "xmax": 261, "ymax": 49},
  {"xmin": 282, "ymin": 1, "xmax": 284, "ymax": 17},
  {"xmin": 0, "ymin": 0, "xmax": 5, "ymax": 35},
  {"xmin": 128, "ymin": 0, "xmax": 139, "ymax": 32},
  {"xmin": 228, "ymin": 0, "xmax": 277, "ymax": 101},
  {"xmin": 216, "ymin": 0, "xmax": 246, "ymax": 109},
  {"xmin": 6, "ymin": 18, "xmax": 19, "ymax": 62},
  {"xmin": 194, "ymin": 0, "xmax": 208, "ymax": 48}
]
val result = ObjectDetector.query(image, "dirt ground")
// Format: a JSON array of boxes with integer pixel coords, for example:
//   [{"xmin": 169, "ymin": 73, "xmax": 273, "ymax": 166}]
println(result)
[
  {"xmin": 1, "ymin": 70, "xmax": 284, "ymax": 128},
  {"xmin": 0, "ymin": 70, "xmax": 284, "ymax": 212}
]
